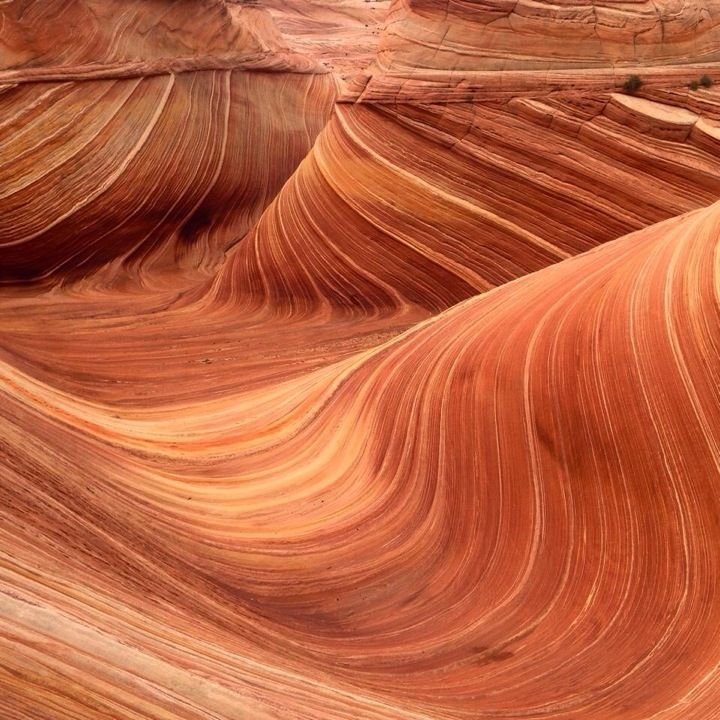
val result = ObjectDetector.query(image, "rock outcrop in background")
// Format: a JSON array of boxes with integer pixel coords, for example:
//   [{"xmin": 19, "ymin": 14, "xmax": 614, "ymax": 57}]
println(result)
[{"xmin": 378, "ymin": 0, "xmax": 720, "ymax": 71}]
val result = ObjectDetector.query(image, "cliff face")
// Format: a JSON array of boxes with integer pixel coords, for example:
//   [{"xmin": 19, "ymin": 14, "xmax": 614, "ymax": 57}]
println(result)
[
  {"xmin": 2, "ymin": 1, "xmax": 720, "ymax": 719},
  {"xmin": 377, "ymin": 0, "xmax": 720, "ymax": 71}
]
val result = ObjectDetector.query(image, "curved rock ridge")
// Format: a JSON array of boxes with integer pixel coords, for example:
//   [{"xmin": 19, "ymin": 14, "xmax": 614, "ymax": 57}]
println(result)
[
  {"xmin": 0, "ymin": 70, "xmax": 336, "ymax": 284},
  {"xmin": 376, "ymin": 0, "xmax": 720, "ymax": 72},
  {"xmin": 220, "ymin": 96, "xmax": 720, "ymax": 314},
  {"xmin": 2, "ymin": 202, "xmax": 720, "ymax": 718},
  {"xmin": 0, "ymin": 0, "xmax": 343, "ymax": 285}
]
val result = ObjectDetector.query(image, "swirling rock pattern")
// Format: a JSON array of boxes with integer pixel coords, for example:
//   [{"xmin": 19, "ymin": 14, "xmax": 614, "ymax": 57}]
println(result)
[
  {"xmin": 0, "ymin": 70, "xmax": 335, "ymax": 283},
  {"xmin": 227, "ymin": 94, "xmax": 720, "ymax": 313},
  {"xmin": 0, "ymin": 0, "xmax": 336, "ymax": 284},
  {"xmin": 354, "ymin": 0, "xmax": 720, "ymax": 103},
  {"xmin": 2, "ymin": 0, "xmax": 720, "ymax": 719}
]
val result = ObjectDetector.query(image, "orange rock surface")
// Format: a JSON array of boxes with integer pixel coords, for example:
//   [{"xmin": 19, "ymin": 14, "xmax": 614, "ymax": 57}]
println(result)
[
  {"xmin": 2, "ymin": 1, "xmax": 720, "ymax": 719},
  {"xmin": 377, "ymin": 0, "xmax": 720, "ymax": 71}
]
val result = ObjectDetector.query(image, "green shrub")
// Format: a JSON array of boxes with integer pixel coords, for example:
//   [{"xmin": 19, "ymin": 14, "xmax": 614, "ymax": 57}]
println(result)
[
  {"xmin": 700, "ymin": 74, "xmax": 714, "ymax": 88},
  {"xmin": 623, "ymin": 75, "xmax": 642, "ymax": 94},
  {"xmin": 689, "ymin": 80, "xmax": 700, "ymax": 91}
]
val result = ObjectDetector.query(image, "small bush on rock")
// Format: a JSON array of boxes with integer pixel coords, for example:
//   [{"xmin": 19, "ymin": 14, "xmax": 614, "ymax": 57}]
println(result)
[{"xmin": 623, "ymin": 75, "xmax": 642, "ymax": 94}]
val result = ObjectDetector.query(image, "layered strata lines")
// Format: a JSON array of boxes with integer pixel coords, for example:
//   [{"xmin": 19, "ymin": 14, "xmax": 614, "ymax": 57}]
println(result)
[{"xmin": 0, "ymin": 71, "xmax": 336, "ymax": 283}]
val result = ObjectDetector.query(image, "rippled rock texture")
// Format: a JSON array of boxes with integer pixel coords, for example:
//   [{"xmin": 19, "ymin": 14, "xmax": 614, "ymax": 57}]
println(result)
[
  {"xmin": 378, "ymin": 0, "xmax": 720, "ymax": 71},
  {"xmin": 2, "ymin": 0, "xmax": 720, "ymax": 719}
]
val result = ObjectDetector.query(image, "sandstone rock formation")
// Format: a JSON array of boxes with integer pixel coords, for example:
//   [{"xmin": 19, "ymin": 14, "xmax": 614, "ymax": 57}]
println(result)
[
  {"xmin": 227, "ymin": 97, "xmax": 720, "ymax": 314},
  {"xmin": 263, "ymin": 0, "xmax": 389, "ymax": 76},
  {"xmin": 377, "ymin": 0, "xmax": 720, "ymax": 71},
  {"xmin": 0, "ymin": 0, "xmax": 315, "ymax": 72},
  {"xmin": 0, "ymin": 0, "xmax": 337, "ymax": 284},
  {"xmin": 2, "ymin": 0, "xmax": 720, "ymax": 718}
]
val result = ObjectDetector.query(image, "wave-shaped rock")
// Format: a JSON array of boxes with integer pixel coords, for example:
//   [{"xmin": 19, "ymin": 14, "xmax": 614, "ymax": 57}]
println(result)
[
  {"xmin": 263, "ymin": 0, "xmax": 389, "ymax": 76},
  {"xmin": 352, "ymin": 0, "xmax": 720, "ymax": 103},
  {"xmin": 223, "ymin": 96, "xmax": 720, "ymax": 314},
  {"xmin": 0, "ymin": 0, "xmax": 322, "ymax": 74},
  {"xmin": 2, "ymin": 0, "xmax": 720, "ymax": 718},
  {"xmin": 2, "ymin": 200, "xmax": 720, "ymax": 719},
  {"xmin": 0, "ymin": 71, "xmax": 335, "ymax": 283},
  {"xmin": 0, "ymin": 0, "xmax": 336, "ymax": 283}
]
